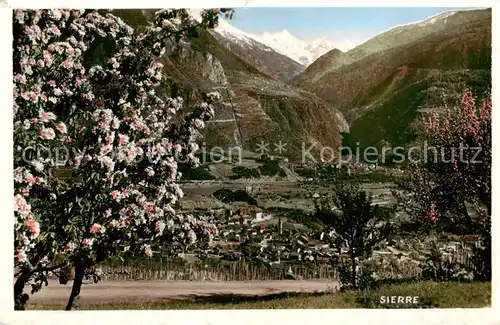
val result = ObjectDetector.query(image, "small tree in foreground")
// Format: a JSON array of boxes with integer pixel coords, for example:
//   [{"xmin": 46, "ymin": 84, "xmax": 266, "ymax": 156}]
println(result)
[
  {"xmin": 13, "ymin": 8, "xmax": 231, "ymax": 310},
  {"xmin": 314, "ymin": 183, "xmax": 392, "ymax": 289}
]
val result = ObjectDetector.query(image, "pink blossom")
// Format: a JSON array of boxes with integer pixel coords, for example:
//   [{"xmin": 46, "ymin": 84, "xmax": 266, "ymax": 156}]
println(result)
[
  {"xmin": 65, "ymin": 241, "xmax": 76, "ymax": 252},
  {"xmin": 82, "ymin": 92, "xmax": 95, "ymax": 101},
  {"xmin": 144, "ymin": 203, "xmax": 154, "ymax": 216},
  {"xmin": 143, "ymin": 244, "xmax": 153, "ymax": 257},
  {"xmin": 479, "ymin": 96, "xmax": 492, "ymax": 122},
  {"xmin": 39, "ymin": 110, "xmax": 56, "ymax": 122},
  {"xmin": 105, "ymin": 133, "xmax": 115, "ymax": 144},
  {"xmin": 74, "ymin": 156, "xmax": 82, "ymax": 166},
  {"xmin": 173, "ymin": 144, "xmax": 182, "ymax": 153},
  {"xmin": 25, "ymin": 217, "xmax": 40, "ymax": 237},
  {"xmin": 166, "ymin": 161, "xmax": 177, "ymax": 172},
  {"xmin": 118, "ymin": 134, "xmax": 129, "ymax": 145},
  {"xmin": 110, "ymin": 191, "xmax": 121, "ymax": 202},
  {"xmin": 100, "ymin": 156, "xmax": 115, "ymax": 170},
  {"xmin": 19, "ymin": 234, "xmax": 30, "ymax": 245},
  {"xmin": 90, "ymin": 223, "xmax": 105, "ymax": 234},
  {"xmin": 62, "ymin": 59, "xmax": 73, "ymax": 69},
  {"xmin": 49, "ymin": 26, "xmax": 61, "ymax": 36},
  {"xmin": 106, "ymin": 175, "xmax": 114, "ymax": 184},
  {"xmin": 39, "ymin": 128, "xmax": 56, "ymax": 140},
  {"xmin": 26, "ymin": 92, "xmax": 38, "ymax": 102},
  {"xmin": 15, "ymin": 10, "xmax": 25, "ymax": 24},
  {"xmin": 14, "ymin": 168, "xmax": 23, "ymax": 183},
  {"xmin": 14, "ymin": 74, "xmax": 26, "ymax": 84},
  {"xmin": 24, "ymin": 174, "xmax": 37, "ymax": 185},
  {"xmin": 162, "ymin": 140, "xmax": 172, "ymax": 150},
  {"xmin": 19, "ymin": 187, "xmax": 29, "ymax": 196},
  {"xmin": 155, "ymin": 221, "xmax": 165, "ymax": 233},
  {"xmin": 100, "ymin": 144, "xmax": 113, "ymax": 155},
  {"xmin": 55, "ymin": 122, "xmax": 67, "ymax": 134},
  {"xmin": 161, "ymin": 19, "xmax": 173, "ymax": 28},
  {"xmin": 14, "ymin": 194, "xmax": 31, "ymax": 216},
  {"xmin": 16, "ymin": 249, "xmax": 27, "ymax": 263},
  {"xmin": 32, "ymin": 84, "xmax": 41, "ymax": 94}
]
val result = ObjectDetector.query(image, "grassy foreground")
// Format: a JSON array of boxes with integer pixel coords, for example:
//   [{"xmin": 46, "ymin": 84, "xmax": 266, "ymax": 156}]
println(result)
[{"xmin": 29, "ymin": 281, "xmax": 490, "ymax": 310}]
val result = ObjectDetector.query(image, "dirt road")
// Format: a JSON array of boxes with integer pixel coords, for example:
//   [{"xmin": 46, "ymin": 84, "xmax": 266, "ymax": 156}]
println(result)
[{"xmin": 29, "ymin": 279, "xmax": 339, "ymax": 304}]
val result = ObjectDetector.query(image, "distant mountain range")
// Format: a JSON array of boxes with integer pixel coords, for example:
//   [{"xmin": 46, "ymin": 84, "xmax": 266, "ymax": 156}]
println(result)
[
  {"xmin": 109, "ymin": 8, "xmax": 491, "ymax": 161},
  {"xmin": 211, "ymin": 19, "xmax": 339, "ymax": 81},
  {"xmin": 214, "ymin": 19, "xmax": 337, "ymax": 67},
  {"xmin": 250, "ymin": 29, "xmax": 335, "ymax": 67},
  {"xmin": 211, "ymin": 19, "xmax": 305, "ymax": 82}
]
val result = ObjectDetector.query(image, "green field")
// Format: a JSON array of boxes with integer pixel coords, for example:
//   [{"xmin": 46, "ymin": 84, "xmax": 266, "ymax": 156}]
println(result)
[{"xmin": 29, "ymin": 281, "xmax": 490, "ymax": 310}]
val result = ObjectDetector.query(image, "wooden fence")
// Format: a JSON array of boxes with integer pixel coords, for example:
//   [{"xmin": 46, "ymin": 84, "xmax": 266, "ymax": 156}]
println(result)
[
  {"xmin": 101, "ymin": 259, "xmax": 337, "ymax": 281},
  {"xmin": 99, "ymin": 249, "xmax": 474, "ymax": 282}
]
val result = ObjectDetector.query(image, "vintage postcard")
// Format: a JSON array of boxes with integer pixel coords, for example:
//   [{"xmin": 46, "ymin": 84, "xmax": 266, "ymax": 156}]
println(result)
[{"xmin": 3, "ymin": 1, "xmax": 498, "ymax": 324}]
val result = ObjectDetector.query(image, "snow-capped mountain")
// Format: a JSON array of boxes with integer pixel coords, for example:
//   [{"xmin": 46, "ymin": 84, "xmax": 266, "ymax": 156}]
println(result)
[
  {"xmin": 213, "ymin": 18, "xmax": 257, "ymax": 48},
  {"xmin": 251, "ymin": 30, "xmax": 336, "ymax": 66},
  {"xmin": 212, "ymin": 19, "xmax": 305, "ymax": 81},
  {"xmin": 304, "ymin": 38, "xmax": 337, "ymax": 65},
  {"xmin": 214, "ymin": 19, "xmax": 336, "ymax": 67}
]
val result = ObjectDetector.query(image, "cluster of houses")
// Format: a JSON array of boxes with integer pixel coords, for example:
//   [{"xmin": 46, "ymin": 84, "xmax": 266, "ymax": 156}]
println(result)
[
  {"xmin": 203, "ymin": 208, "xmax": 342, "ymax": 267},
  {"xmin": 225, "ymin": 205, "xmax": 273, "ymax": 225},
  {"xmin": 295, "ymin": 161, "xmax": 405, "ymax": 179},
  {"xmin": 176, "ymin": 203, "xmax": 477, "ymax": 282}
]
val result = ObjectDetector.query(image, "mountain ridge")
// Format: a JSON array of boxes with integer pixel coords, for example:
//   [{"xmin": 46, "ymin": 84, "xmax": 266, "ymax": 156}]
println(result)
[
  {"xmin": 292, "ymin": 8, "xmax": 491, "ymax": 85},
  {"xmin": 290, "ymin": 8, "xmax": 491, "ymax": 153}
]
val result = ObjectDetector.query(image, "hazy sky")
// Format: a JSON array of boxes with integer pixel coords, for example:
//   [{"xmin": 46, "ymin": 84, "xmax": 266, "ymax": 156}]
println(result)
[{"xmin": 227, "ymin": 7, "xmax": 468, "ymax": 49}]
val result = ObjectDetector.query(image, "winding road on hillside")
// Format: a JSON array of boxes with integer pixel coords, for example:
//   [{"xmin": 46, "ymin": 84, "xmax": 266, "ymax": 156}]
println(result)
[{"xmin": 28, "ymin": 279, "xmax": 339, "ymax": 305}]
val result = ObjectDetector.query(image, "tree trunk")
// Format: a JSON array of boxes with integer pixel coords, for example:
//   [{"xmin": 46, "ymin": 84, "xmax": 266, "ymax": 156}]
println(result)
[
  {"xmin": 350, "ymin": 253, "xmax": 356, "ymax": 289},
  {"xmin": 14, "ymin": 271, "xmax": 30, "ymax": 310},
  {"xmin": 65, "ymin": 263, "xmax": 86, "ymax": 310}
]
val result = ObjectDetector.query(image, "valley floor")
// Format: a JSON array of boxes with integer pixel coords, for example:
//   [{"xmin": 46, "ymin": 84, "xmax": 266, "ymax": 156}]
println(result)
[
  {"xmin": 27, "ymin": 279, "xmax": 338, "ymax": 305},
  {"xmin": 27, "ymin": 280, "xmax": 489, "ymax": 310}
]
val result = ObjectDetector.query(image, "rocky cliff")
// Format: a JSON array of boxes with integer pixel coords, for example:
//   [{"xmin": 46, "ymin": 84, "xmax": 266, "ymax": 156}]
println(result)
[{"xmin": 113, "ymin": 10, "xmax": 347, "ymax": 161}]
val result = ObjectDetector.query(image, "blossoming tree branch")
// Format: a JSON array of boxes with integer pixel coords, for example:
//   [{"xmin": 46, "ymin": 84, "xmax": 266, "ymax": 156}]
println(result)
[{"xmin": 13, "ymin": 8, "xmax": 230, "ymax": 310}]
